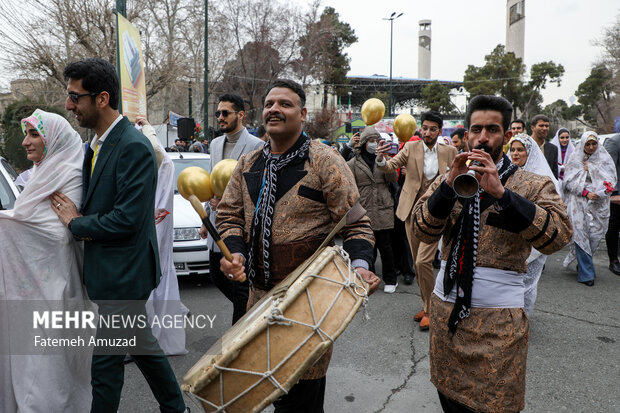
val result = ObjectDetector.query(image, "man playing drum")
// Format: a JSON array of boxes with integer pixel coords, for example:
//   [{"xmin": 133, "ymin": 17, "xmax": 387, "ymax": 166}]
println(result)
[{"xmin": 217, "ymin": 79, "xmax": 380, "ymax": 412}]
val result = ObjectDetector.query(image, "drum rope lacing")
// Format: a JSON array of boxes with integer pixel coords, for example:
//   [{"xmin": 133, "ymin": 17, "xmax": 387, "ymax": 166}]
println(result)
[{"xmin": 187, "ymin": 246, "xmax": 369, "ymax": 412}]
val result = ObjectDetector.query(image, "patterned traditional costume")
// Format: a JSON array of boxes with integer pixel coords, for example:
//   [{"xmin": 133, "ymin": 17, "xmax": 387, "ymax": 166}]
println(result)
[{"xmin": 413, "ymin": 155, "xmax": 572, "ymax": 412}]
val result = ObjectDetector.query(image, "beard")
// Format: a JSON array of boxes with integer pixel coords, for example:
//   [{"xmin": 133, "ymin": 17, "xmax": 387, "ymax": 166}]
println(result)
[
  {"xmin": 475, "ymin": 142, "xmax": 503, "ymax": 163},
  {"xmin": 219, "ymin": 116, "xmax": 239, "ymax": 134}
]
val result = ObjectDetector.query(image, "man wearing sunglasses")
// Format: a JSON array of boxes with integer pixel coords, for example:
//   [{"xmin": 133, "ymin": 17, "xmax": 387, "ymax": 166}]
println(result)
[
  {"xmin": 51, "ymin": 57, "xmax": 188, "ymax": 413},
  {"xmin": 199, "ymin": 93, "xmax": 263, "ymax": 324}
]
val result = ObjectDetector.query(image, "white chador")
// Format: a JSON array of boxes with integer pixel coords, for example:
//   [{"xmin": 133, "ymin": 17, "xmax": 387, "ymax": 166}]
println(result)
[
  {"xmin": 143, "ymin": 124, "xmax": 189, "ymax": 355},
  {"xmin": 0, "ymin": 109, "xmax": 93, "ymax": 412}
]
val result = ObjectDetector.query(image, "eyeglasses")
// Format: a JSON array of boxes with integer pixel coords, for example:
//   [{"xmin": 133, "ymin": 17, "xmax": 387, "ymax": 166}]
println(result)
[
  {"xmin": 215, "ymin": 110, "xmax": 238, "ymax": 118},
  {"xmin": 67, "ymin": 92, "xmax": 98, "ymax": 103},
  {"xmin": 421, "ymin": 126, "xmax": 439, "ymax": 133}
]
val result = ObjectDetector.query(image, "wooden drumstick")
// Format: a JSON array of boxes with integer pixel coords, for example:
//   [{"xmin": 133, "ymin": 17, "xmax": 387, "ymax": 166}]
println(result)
[{"xmin": 187, "ymin": 194, "xmax": 246, "ymax": 282}]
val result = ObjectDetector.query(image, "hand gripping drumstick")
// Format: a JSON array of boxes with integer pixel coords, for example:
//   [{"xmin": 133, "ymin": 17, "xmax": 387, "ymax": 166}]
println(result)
[{"xmin": 177, "ymin": 166, "xmax": 245, "ymax": 282}]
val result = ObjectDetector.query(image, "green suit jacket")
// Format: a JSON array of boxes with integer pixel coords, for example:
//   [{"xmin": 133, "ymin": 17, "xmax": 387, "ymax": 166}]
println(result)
[{"xmin": 71, "ymin": 117, "xmax": 160, "ymax": 300}]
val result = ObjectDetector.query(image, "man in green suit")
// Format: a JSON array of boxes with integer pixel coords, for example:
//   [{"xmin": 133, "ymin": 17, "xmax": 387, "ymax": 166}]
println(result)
[{"xmin": 51, "ymin": 58, "xmax": 187, "ymax": 413}]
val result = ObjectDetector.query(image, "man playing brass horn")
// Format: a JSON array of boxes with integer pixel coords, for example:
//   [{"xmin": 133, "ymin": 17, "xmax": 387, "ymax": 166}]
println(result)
[
  {"xmin": 217, "ymin": 79, "xmax": 379, "ymax": 412},
  {"xmin": 413, "ymin": 95, "xmax": 572, "ymax": 413}
]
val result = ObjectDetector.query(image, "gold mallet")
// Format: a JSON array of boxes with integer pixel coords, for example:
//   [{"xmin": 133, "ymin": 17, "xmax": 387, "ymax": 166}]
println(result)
[{"xmin": 177, "ymin": 166, "xmax": 244, "ymax": 281}]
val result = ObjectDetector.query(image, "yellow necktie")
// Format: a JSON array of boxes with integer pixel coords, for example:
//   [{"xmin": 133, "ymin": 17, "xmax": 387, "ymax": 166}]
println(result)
[{"xmin": 91, "ymin": 143, "xmax": 100, "ymax": 176}]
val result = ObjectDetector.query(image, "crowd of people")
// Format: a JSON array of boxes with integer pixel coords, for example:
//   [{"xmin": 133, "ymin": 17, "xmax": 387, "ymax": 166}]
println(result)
[{"xmin": 0, "ymin": 54, "xmax": 618, "ymax": 413}]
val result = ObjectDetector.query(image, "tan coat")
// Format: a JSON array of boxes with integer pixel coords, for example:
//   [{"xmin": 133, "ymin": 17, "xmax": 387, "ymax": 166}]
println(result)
[
  {"xmin": 377, "ymin": 140, "xmax": 457, "ymax": 221},
  {"xmin": 347, "ymin": 155, "xmax": 397, "ymax": 231}
]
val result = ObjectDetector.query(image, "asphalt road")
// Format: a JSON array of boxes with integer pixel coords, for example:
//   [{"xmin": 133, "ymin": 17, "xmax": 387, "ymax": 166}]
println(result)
[{"xmin": 119, "ymin": 242, "xmax": 619, "ymax": 413}]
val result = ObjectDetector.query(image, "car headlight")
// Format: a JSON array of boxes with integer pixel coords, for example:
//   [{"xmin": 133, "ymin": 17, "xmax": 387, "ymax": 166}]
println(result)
[{"xmin": 174, "ymin": 227, "xmax": 201, "ymax": 241}]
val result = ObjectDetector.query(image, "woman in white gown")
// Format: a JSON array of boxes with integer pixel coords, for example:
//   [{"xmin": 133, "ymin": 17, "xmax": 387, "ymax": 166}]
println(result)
[
  {"xmin": 562, "ymin": 132, "xmax": 616, "ymax": 286},
  {"xmin": 0, "ymin": 109, "xmax": 92, "ymax": 412},
  {"xmin": 509, "ymin": 133, "xmax": 561, "ymax": 316}
]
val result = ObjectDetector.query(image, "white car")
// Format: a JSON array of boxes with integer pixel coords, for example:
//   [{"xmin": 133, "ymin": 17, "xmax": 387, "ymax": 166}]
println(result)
[
  {"xmin": 0, "ymin": 156, "xmax": 20, "ymax": 210},
  {"xmin": 169, "ymin": 152, "xmax": 211, "ymax": 277}
]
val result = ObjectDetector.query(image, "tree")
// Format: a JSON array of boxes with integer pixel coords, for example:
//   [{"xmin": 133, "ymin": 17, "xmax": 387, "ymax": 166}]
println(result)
[
  {"xmin": 304, "ymin": 107, "xmax": 339, "ymax": 140},
  {"xmin": 295, "ymin": 4, "xmax": 358, "ymax": 108},
  {"xmin": 421, "ymin": 81, "xmax": 456, "ymax": 113},
  {"xmin": 462, "ymin": 45, "xmax": 564, "ymax": 119},
  {"xmin": 213, "ymin": 0, "xmax": 303, "ymax": 124},
  {"xmin": 575, "ymin": 64, "xmax": 615, "ymax": 133},
  {"xmin": 463, "ymin": 45, "xmax": 524, "ymax": 113},
  {"xmin": 0, "ymin": 100, "xmax": 68, "ymax": 171},
  {"xmin": 519, "ymin": 61, "xmax": 564, "ymax": 120}
]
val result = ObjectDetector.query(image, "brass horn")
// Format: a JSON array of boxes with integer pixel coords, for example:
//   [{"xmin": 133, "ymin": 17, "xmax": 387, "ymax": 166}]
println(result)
[{"xmin": 452, "ymin": 161, "xmax": 481, "ymax": 198}]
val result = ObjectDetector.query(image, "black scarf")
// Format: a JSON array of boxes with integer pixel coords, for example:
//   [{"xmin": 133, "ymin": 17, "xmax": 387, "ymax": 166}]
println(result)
[
  {"xmin": 360, "ymin": 148, "xmax": 376, "ymax": 172},
  {"xmin": 247, "ymin": 134, "xmax": 311, "ymax": 287},
  {"xmin": 443, "ymin": 154, "xmax": 518, "ymax": 333}
]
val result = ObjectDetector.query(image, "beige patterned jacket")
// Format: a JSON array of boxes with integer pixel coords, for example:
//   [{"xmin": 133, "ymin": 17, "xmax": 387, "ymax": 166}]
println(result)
[
  {"xmin": 413, "ymin": 168, "xmax": 573, "ymax": 273},
  {"xmin": 216, "ymin": 138, "xmax": 374, "ymax": 275}
]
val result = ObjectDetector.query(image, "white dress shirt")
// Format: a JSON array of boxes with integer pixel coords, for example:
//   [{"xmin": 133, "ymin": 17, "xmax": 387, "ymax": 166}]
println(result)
[{"xmin": 423, "ymin": 141, "xmax": 439, "ymax": 180}]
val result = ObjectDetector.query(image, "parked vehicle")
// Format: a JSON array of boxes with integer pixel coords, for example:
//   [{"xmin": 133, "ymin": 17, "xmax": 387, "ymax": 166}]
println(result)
[
  {"xmin": 169, "ymin": 152, "xmax": 211, "ymax": 276},
  {"xmin": 0, "ymin": 156, "xmax": 20, "ymax": 210}
]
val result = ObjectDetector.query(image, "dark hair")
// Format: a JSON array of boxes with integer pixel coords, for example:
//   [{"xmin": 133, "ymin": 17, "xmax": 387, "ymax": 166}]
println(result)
[
  {"xmin": 531, "ymin": 114, "xmax": 550, "ymax": 126},
  {"xmin": 262, "ymin": 79, "xmax": 306, "ymax": 109},
  {"xmin": 257, "ymin": 124, "xmax": 267, "ymax": 137},
  {"xmin": 421, "ymin": 111, "xmax": 443, "ymax": 129},
  {"xmin": 63, "ymin": 58, "xmax": 120, "ymax": 110},
  {"xmin": 557, "ymin": 128, "xmax": 570, "ymax": 136},
  {"xmin": 465, "ymin": 95, "xmax": 513, "ymax": 133},
  {"xmin": 450, "ymin": 128, "xmax": 466, "ymax": 139},
  {"xmin": 511, "ymin": 119, "xmax": 526, "ymax": 129},
  {"xmin": 218, "ymin": 93, "xmax": 245, "ymax": 112}
]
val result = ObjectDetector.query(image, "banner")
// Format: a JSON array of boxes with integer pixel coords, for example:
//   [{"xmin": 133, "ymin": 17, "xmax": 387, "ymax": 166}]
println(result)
[
  {"xmin": 169, "ymin": 111, "xmax": 182, "ymax": 127},
  {"xmin": 117, "ymin": 13, "xmax": 147, "ymax": 122}
]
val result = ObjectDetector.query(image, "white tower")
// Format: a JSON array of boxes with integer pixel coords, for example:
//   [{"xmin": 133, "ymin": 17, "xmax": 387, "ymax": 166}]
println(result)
[
  {"xmin": 506, "ymin": 0, "xmax": 525, "ymax": 60},
  {"xmin": 418, "ymin": 20, "xmax": 431, "ymax": 79}
]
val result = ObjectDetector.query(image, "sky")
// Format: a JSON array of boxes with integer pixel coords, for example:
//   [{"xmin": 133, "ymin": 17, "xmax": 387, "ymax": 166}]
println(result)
[
  {"xmin": 1, "ymin": 0, "xmax": 617, "ymax": 110},
  {"xmin": 297, "ymin": 0, "xmax": 619, "ymax": 108}
]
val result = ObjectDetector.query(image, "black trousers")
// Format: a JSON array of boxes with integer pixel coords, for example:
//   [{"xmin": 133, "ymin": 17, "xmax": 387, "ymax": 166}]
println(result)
[
  {"xmin": 210, "ymin": 250, "xmax": 249, "ymax": 324},
  {"xmin": 437, "ymin": 391, "xmax": 475, "ymax": 413},
  {"xmin": 90, "ymin": 301, "xmax": 185, "ymax": 413},
  {"xmin": 605, "ymin": 202, "xmax": 620, "ymax": 262},
  {"xmin": 437, "ymin": 391, "xmax": 520, "ymax": 413},
  {"xmin": 392, "ymin": 216, "xmax": 415, "ymax": 277},
  {"xmin": 373, "ymin": 229, "xmax": 397, "ymax": 285},
  {"xmin": 273, "ymin": 377, "xmax": 326, "ymax": 413}
]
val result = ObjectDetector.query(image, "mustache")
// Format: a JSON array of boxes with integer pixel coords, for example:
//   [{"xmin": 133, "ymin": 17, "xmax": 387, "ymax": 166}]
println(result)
[
  {"xmin": 266, "ymin": 113, "xmax": 286, "ymax": 122},
  {"xmin": 474, "ymin": 143, "xmax": 492, "ymax": 153}
]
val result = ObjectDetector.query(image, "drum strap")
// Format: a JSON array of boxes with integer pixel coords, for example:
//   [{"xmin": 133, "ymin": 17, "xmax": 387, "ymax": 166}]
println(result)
[{"xmin": 269, "ymin": 202, "xmax": 366, "ymax": 298}]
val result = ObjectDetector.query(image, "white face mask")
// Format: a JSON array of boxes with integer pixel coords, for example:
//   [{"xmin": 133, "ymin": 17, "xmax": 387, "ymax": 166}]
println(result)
[{"xmin": 366, "ymin": 142, "xmax": 378, "ymax": 154}]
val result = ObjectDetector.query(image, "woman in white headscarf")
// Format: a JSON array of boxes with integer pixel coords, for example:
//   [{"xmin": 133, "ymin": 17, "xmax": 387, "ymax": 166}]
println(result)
[
  {"xmin": 562, "ymin": 131, "xmax": 616, "ymax": 286},
  {"xmin": 509, "ymin": 133, "xmax": 561, "ymax": 316},
  {"xmin": 0, "ymin": 109, "xmax": 92, "ymax": 412},
  {"xmin": 549, "ymin": 128, "xmax": 575, "ymax": 190}
]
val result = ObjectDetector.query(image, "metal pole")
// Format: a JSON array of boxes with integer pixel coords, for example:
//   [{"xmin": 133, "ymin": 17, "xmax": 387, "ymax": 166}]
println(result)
[
  {"xmin": 389, "ymin": 19, "xmax": 393, "ymax": 117},
  {"xmin": 204, "ymin": 0, "xmax": 209, "ymax": 141},
  {"xmin": 188, "ymin": 80, "xmax": 193, "ymax": 118},
  {"xmin": 115, "ymin": 0, "xmax": 126, "ymax": 115}
]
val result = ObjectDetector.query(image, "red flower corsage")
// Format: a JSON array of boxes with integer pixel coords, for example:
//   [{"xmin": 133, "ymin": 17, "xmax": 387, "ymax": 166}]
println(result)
[{"xmin": 604, "ymin": 181, "xmax": 615, "ymax": 194}]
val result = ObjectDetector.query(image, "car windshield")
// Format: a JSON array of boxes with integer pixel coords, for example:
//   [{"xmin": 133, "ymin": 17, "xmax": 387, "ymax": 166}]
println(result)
[{"xmin": 172, "ymin": 158, "xmax": 211, "ymax": 193}]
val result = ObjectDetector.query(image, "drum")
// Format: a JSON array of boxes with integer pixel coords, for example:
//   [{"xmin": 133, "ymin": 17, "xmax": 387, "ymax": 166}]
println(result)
[{"xmin": 182, "ymin": 245, "xmax": 369, "ymax": 412}]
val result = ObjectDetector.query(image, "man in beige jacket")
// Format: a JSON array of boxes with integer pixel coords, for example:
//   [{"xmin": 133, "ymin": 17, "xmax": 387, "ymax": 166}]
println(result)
[{"xmin": 377, "ymin": 111, "xmax": 456, "ymax": 330}]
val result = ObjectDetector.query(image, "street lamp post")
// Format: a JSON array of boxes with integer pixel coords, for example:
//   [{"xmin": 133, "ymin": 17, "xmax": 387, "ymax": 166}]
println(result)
[{"xmin": 383, "ymin": 12, "xmax": 403, "ymax": 117}]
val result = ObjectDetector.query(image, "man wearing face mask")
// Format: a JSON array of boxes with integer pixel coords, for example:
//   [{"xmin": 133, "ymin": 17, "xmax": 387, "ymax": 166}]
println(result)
[
  {"xmin": 347, "ymin": 127, "xmax": 398, "ymax": 293},
  {"xmin": 377, "ymin": 111, "xmax": 457, "ymax": 330}
]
